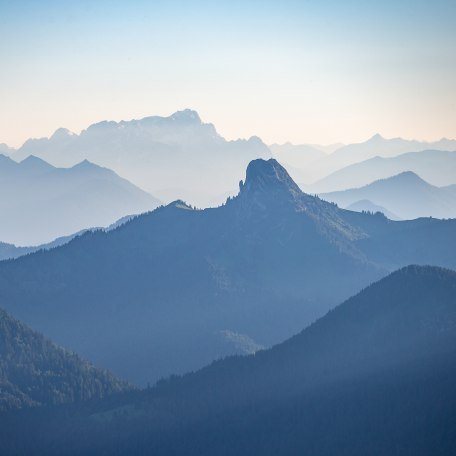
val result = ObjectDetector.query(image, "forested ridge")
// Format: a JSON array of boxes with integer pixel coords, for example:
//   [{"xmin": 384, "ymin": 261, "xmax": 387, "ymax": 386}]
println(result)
[
  {"xmin": 0, "ymin": 306, "xmax": 130, "ymax": 411},
  {"xmin": 1, "ymin": 265, "xmax": 455, "ymax": 455}
]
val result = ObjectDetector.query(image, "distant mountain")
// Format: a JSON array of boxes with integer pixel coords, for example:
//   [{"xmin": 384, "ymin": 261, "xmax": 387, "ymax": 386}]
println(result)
[
  {"xmin": 308, "ymin": 149, "xmax": 456, "ymax": 193},
  {"xmin": 0, "ymin": 159, "xmax": 455, "ymax": 387},
  {"xmin": 3, "ymin": 266, "xmax": 456, "ymax": 455},
  {"xmin": 0, "ymin": 306, "xmax": 129, "ymax": 412},
  {"xmin": 297, "ymin": 134, "xmax": 456, "ymax": 184},
  {"xmin": 345, "ymin": 199, "xmax": 402, "ymax": 220},
  {"xmin": 330, "ymin": 133, "xmax": 456, "ymax": 165},
  {"xmin": 9, "ymin": 124, "xmax": 455, "ymax": 202},
  {"xmin": 0, "ymin": 155, "xmax": 159, "ymax": 245},
  {"xmin": 10, "ymin": 110, "xmax": 272, "ymax": 207},
  {"xmin": 321, "ymin": 171, "xmax": 456, "ymax": 220}
]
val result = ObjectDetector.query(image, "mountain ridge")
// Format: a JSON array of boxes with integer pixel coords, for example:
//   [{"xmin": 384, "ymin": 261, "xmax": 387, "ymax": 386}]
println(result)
[
  {"xmin": 320, "ymin": 170, "xmax": 456, "ymax": 219},
  {"xmin": 10, "ymin": 110, "xmax": 271, "ymax": 207},
  {"xmin": 308, "ymin": 149, "xmax": 456, "ymax": 192},
  {"xmin": 0, "ymin": 159, "xmax": 455, "ymax": 385},
  {"xmin": 2, "ymin": 265, "xmax": 455, "ymax": 455},
  {"xmin": 0, "ymin": 305, "xmax": 130, "ymax": 411},
  {"xmin": 294, "ymin": 136, "xmax": 456, "ymax": 184},
  {"xmin": 0, "ymin": 155, "xmax": 159, "ymax": 245},
  {"xmin": 345, "ymin": 199, "xmax": 402, "ymax": 220}
]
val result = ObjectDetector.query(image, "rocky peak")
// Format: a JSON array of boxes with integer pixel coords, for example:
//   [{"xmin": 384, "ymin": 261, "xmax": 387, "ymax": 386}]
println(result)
[{"xmin": 239, "ymin": 159, "xmax": 302, "ymax": 198}]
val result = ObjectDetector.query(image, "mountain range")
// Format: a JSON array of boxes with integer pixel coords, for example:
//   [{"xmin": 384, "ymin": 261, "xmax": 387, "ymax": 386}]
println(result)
[
  {"xmin": 0, "ymin": 155, "xmax": 159, "ymax": 245},
  {"xmin": 8, "ymin": 110, "xmax": 271, "ymax": 207},
  {"xmin": 295, "ymin": 134, "xmax": 456, "ymax": 184},
  {"xmin": 3, "ymin": 113, "xmax": 456, "ymax": 206},
  {"xmin": 307, "ymin": 149, "xmax": 456, "ymax": 193},
  {"xmin": 321, "ymin": 171, "xmax": 456, "ymax": 220},
  {"xmin": 2, "ymin": 265, "xmax": 455, "ymax": 455},
  {"xmin": 0, "ymin": 159, "xmax": 455, "ymax": 387}
]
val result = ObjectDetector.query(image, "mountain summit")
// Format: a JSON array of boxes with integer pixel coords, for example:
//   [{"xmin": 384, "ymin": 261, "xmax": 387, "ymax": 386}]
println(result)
[
  {"xmin": 240, "ymin": 159, "xmax": 301, "ymax": 196},
  {"xmin": 235, "ymin": 159, "xmax": 363, "ymax": 245},
  {"xmin": 169, "ymin": 108, "xmax": 202, "ymax": 123}
]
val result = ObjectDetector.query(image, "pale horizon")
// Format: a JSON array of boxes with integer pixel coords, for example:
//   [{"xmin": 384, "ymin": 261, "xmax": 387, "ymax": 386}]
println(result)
[{"xmin": 1, "ymin": 0, "xmax": 455, "ymax": 148}]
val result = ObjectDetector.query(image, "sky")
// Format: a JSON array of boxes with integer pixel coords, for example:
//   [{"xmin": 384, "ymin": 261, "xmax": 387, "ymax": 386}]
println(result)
[{"xmin": 0, "ymin": 0, "xmax": 455, "ymax": 147}]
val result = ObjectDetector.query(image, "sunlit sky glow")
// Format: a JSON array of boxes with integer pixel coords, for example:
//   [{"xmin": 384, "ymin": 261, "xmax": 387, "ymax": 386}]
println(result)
[{"xmin": 1, "ymin": 0, "xmax": 455, "ymax": 147}]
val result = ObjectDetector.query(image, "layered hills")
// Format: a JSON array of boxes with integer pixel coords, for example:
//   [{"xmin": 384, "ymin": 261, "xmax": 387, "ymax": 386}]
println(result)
[
  {"xmin": 2, "ymin": 266, "xmax": 455, "ymax": 455},
  {"xmin": 10, "ymin": 110, "xmax": 271, "ymax": 207},
  {"xmin": 0, "ymin": 159, "xmax": 455, "ymax": 386},
  {"xmin": 0, "ymin": 155, "xmax": 159, "ymax": 245},
  {"xmin": 321, "ymin": 171, "xmax": 456, "ymax": 220}
]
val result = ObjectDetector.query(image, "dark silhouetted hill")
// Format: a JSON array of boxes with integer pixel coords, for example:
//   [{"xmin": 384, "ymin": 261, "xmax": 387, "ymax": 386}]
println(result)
[
  {"xmin": 1, "ymin": 266, "xmax": 455, "ymax": 455},
  {"xmin": 0, "ymin": 306, "xmax": 130, "ymax": 412}
]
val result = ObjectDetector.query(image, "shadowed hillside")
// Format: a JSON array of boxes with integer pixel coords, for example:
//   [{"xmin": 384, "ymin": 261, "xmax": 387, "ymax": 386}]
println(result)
[
  {"xmin": 1, "ymin": 266, "xmax": 455, "ymax": 455},
  {"xmin": 0, "ymin": 307, "xmax": 130, "ymax": 412}
]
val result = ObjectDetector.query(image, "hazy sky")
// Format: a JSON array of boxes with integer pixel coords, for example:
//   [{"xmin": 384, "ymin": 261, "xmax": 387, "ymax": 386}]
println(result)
[{"xmin": 1, "ymin": 0, "xmax": 455, "ymax": 147}]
